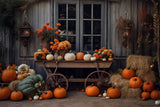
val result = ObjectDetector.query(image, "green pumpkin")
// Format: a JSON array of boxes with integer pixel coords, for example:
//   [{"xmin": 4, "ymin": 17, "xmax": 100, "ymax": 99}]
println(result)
[{"xmin": 17, "ymin": 74, "xmax": 45, "ymax": 97}]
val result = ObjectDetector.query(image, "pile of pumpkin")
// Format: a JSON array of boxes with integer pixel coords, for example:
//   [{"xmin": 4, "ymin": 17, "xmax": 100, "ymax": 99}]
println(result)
[
  {"xmin": 85, "ymin": 85, "xmax": 120, "ymax": 99},
  {"xmin": 0, "ymin": 74, "xmax": 67, "ymax": 101},
  {"xmin": 84, "ymin": 68, "xmax": 160, "ymax": 101},
  {"xmin": 0, "ymin": 63, "xmax": 67, "ymax": 101},
  {"xmin": 122, "ymin": 68, "xmax": 160, "ymax": 100},
  {"xmin": 34, "ymin": 45, "xmax": 114, "ymax": 62}
]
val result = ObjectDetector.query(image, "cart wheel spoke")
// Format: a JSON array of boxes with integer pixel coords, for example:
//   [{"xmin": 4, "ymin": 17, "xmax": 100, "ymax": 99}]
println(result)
[
  {"xmin": 46, "ymin": 73, "xmax": 68, "ymax": 90},
  {"xmin": 85, "ymin": 71, "xmax": 111, "ymax": 90}
]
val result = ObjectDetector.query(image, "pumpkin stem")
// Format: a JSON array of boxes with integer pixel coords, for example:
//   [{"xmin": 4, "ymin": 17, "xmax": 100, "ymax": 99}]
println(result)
[
  {"xmin": 58, "ymin": 85, "xmax": 61, "ymax": 89},
  {"xmin": 134, "ymin": 78, "xmax": 137, "ymax": 81},
  {"xmin": 127, "ymin": 67, "xmax": 130, "ymax": 69},
  {"xmin": 69, "ymin": 50, "xmax": 72, "ymax": 53},
  {"xmin": 147, "ymin": 82, "xmax": 150, "ymax": 85},
  {"xmin": 112, "ymin": 86, "xmax": 116, "ymax": 88}
]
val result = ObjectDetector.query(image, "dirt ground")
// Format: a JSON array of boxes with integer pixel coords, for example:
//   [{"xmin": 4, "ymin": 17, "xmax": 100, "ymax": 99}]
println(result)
[{"xmin": 0, "ymin": 91, "xmax": 158, "ymax": 107}]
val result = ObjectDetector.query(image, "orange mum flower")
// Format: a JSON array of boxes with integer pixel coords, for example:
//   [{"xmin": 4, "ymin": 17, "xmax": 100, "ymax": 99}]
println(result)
[
  {"xmin": 94, "ymin": 49, "xmax": 98, "ymax": 53},
  {"xmin": 54, "ymin": 39, "xmax": 59, "ymax": 42},
  {"xmin": 99, "ymin": 54, "xmax": 103, "ymax": 58},
  {"xmin": 55, "ymin": 27, "xmax": 58, "ymax": 30},
  {"xmin": 42, "ymin": 56, "xmax": 46, "ymax": 60},
  {"xmin": 46, "ymin": 22, "xmax": 50, "ymax": 25},
  {"xmin": 38, "ymin": 30, "xmax": 43, "ymax": 35},
  {"xmin": 39, "ymin": 36, "xmax": 43, "ymax": 40},
  {"xmin": 50, "ymin": 42, "xmax": 54, "ymax": 44},
  {"xmin": 47, "ymin": 27, "xmax": 52, "ymax": 31},
  {"xmin": 43, "ymin": 25, "xmax": 47, "ymax": 29},
  {"xmin": 57, "ymin": 23, "xmax": 61, "ymax": 26},
  {"xmin": 55, "ymin": 31, "xmax": 59, "ymax": 35}
]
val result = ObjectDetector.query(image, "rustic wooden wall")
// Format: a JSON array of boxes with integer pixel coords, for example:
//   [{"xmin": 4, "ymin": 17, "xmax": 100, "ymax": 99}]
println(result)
[{"xmin": 0, "ymin": 0, "xmax": 155, "ymax": 77}]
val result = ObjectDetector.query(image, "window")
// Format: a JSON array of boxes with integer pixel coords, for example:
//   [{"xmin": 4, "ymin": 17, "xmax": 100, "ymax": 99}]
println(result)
[{"xmin": 54, "ymin": 0, "xmax": 105, "ymax": 52}]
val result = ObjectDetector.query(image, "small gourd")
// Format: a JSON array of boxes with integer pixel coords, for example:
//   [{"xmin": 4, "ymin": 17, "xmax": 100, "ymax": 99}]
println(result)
[
  {"xmin": 46, "ymin": 54, "xmax": 54, "ymax": 61},
  {"xmin": 57, "ymin": 56, "xmax": 63, "ymax": 61},
  {"xmin": 90, "ymin": 57, "xmax": 96, "ymax": 62},
  {"xmin": 33, "ymin": 95, "xmax": 39, "ymax": 100},
  {"xmin": 102, "ymin": 58, "xmax": 106, "ymax": 61},
  {"xmin": 84, "ymin": 52, "xmax": 91, "ymax": 61}
]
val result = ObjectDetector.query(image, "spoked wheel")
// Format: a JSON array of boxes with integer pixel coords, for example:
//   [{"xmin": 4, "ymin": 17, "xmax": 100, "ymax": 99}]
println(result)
[
  {"xmin": 84, "ymin": 70, "xmax": 111, "ymax": 90},
  {"xmin": 46, "ymin": 73, "xmax": 69, "ymax": 90}
]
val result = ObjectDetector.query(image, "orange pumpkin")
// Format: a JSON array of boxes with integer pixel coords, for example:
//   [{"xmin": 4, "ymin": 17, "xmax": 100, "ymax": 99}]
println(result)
[
  {"xmin": 53, "ymin": 87, "xmax": 67, "ymax": 99},
  {"xmin": 1, "ymin": 66, "xmax": 16, "ymax": 83},
  {"xmin": 85, "ymin": 85, "xmax": 99, "ymax": 97},
  {"xmin": 151, "ymin": 90, "xmax": 160, "ymax": 100},
  {"xmin": 122, "ymin": 68, "xmax": 136, "ymax": 79},
  {"xmin": 17, "ymin": 74, "xmax": 24, "ymax": 81},
  {"xmin": 10, "ymin": 91, "xmax": 23, "ymax": 101},
  {"xmin": 28, "ymin": 97, "xmax": 32, "ymax": 101},
  {"xmin": 129, "ymin": 77, "xmax": 142, "ymax": 88},
  {"xmin": 0, "ymin": 86, "xmax": 11, "ymax": 100},
  {"xmin": 76, "ymin": 52, "xmax": 85, "ymax": 60},
  {"xmin": 107, "ymin": 87, "xmax": 120, "ymax": 98},
  {"xmin": 141, "ymin": 91, "xmax": 150, "ymax": 100},
  {"xmin": 39, "ymin": 97, "xmax": 43, "ymax": 100},
  {"xmin": 143, "ymin": 81, "xmax": 155, "ymax": 92},
  {"xmin": 42, "ymin": 90, "xmax": 53, "ymax": 99}
]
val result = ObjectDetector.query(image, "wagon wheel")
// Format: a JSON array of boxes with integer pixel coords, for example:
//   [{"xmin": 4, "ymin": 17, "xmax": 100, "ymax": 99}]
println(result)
[
  {"xmin": 46, "ymin": 73, "xmax": 69, "ymax": 90},
  {"xmin": 84, "ymin": 70, "xmax": 111, "ymax": 90}
]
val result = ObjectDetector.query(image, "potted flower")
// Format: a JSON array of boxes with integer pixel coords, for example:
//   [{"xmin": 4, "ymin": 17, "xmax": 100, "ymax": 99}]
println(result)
[
  {"xmin": 50, "ymin": 39, "xmax": 72, "ymax": 59},
  {"xmin": 35, "ymin": 22, "xmax": 61, "ymax": 48}
]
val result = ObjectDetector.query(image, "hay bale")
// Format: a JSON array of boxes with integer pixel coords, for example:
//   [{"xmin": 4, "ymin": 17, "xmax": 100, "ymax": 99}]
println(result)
[
  {"xmin": 137, "ymin": 70, "xmax": 156, "ymax": 82},
  {"xmin": 109, "ymin": 73, "xmax": 129, "ymax": 89},
  {"xmin": 121, "ymin": 86, "xmax": 130, "ymax": 98},
  {"xmin": 8, "ymin": 80, "xmax": 21, "ymax": 91},
  {"xmin": 127, "ymin": 88, "xmax": 142, "ymax": 99},
  {"xmin": 121, "ymin": 86, "xmax": 141, "ymax": 99},
  {"xmin": 126, "ymin": 55, "xmax": 153, "ymax": 71}
]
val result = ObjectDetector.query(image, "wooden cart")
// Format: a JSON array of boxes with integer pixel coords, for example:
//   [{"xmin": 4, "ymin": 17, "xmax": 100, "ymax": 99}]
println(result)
[{"xmin": 35, "ymin": 61, "xmax": 112, "ymax": 90}]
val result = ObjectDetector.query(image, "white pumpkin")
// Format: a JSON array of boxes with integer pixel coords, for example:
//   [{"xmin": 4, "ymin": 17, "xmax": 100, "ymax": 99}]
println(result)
[
  {"xmin": 46, "ymin": 54, "xmax": 54, "ymax": 61},
  {"xmin": 102, "ymin": 58, "xmax": 106, "ymax": 62},
  {"xmin": 33, "ymin": 95, "xmax": 39, "ymax": 100},
  {"xmin": 64, "ymin": 52, "xmax": 76, "ymax": 61},
  {"xmin": 90, "ymin": 57, "xmax": 96, "ymax": 61},
  {"xmin": 84, "ymin": 53, "xmax": 91, "ymax": 61}
]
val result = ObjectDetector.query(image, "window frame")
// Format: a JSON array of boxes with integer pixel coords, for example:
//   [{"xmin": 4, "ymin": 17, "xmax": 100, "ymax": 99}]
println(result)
[{"xmin": 53, "ymin": 0, "xmax": 107, "ymax": 52}]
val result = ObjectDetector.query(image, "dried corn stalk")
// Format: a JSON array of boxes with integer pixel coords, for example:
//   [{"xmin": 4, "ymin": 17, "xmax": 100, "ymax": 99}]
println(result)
[{"xmin": 152, "ymin": 0, "xmax": 160, "ymax": 77}]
